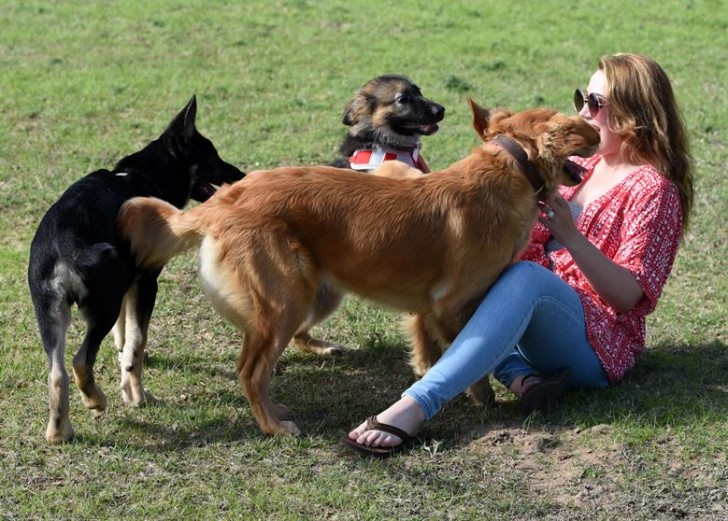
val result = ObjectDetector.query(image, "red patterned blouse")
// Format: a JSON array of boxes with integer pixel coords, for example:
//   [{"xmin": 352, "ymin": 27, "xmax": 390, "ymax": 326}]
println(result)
[{"xmin": 521, "ymin": 154, "xmax": 684, "ymax": 382}]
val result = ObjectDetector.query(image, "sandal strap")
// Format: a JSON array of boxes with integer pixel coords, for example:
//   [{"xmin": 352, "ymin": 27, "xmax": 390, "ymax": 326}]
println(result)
[{"xmin": 365, "ymin": 415, "xmax": 412, "ymax": 441}]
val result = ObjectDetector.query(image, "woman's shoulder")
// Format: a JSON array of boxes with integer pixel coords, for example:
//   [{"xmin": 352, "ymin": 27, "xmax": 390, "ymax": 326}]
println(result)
[{"xmin": 629, "ymin": 164, "xmax": 680, "ymax": 199}]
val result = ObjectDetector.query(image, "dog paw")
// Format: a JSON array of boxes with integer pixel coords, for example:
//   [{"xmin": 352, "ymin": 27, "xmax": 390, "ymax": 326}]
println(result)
[
  {"xmin": 292, "ymin": 335, "xmax": 347, "ymax": 356},
  {"xmin": 121, "ymin": 385, "xmax": 157, "ymax": 407},
  {"xmin": 467, "ymin": 377, "xmax": 496, "ymax": 406},
  {"xmin": 319, "ymin": 344, "xmax": 346, "ymax": 356},
  {"xmin": 46, "ymin": 418, "xmax": 74, "ymax": 444},
  {"xmin": 80, "ymin": 386, "xmax": 108, "ymax": 412},
  {"xmin": 278, "ymin": 420, "xmax": 301, "ymax": 437}
]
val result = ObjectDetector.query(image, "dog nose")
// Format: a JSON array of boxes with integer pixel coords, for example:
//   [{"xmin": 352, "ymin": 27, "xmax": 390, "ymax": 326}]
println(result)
[{"xmin": 433, "ymin": 104, "xmax": 445, "ymax": 120}]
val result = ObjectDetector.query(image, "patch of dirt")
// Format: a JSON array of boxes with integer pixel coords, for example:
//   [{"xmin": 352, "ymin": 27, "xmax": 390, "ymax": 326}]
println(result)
[
  {"xmin": 466, "ymin": 423, "xmax": 727, "ymax": 519},
  {"xmin": 469, "ymin": 423, "xmax": 625, "ymax": 508}
]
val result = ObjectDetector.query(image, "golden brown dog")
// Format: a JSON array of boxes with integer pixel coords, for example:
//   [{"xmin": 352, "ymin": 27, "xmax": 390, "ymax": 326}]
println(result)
[
  {"xmin": 293, "ymin": 75, "xmax": 445, "ymax": 357},
  {"xmin": 118, "ymin": 99, "xmax": 599, "ymax": 437}
]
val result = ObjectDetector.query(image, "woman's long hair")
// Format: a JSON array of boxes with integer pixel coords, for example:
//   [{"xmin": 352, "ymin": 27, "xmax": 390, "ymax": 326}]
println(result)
[{"xmin": 599, "ymin": 53, "xmax": 694, "ymax": 235}]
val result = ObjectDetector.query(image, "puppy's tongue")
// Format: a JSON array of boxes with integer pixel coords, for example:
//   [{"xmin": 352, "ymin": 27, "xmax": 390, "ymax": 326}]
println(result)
[{"xmin": 192, "ymin": 181, "xmax": 216, "ymax": 202}]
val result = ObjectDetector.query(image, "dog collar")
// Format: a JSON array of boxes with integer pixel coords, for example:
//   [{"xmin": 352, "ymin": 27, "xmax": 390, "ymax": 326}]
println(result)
[
  {"xmin": 491, "ymin": 135, "xmax": 544, "ymax": 194},
  {"xmin": 349, "ymin": 145, "xmax": 424, "ymax": 171}
]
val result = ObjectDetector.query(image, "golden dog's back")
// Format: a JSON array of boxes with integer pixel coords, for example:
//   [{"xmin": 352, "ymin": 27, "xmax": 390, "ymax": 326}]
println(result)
[{"xmin": 195, "ymin": 159, "xmax": 535, "ymax": 310}]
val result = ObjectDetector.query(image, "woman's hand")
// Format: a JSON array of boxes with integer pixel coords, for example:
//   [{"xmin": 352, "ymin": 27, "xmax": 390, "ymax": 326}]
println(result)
[
  {"xmin": 538, "ymin": 194, "xmax": 644, "ymax": 313},
  {"xmin": 538, "ymin": 194, "xmax": 580, "ymax": 247}
]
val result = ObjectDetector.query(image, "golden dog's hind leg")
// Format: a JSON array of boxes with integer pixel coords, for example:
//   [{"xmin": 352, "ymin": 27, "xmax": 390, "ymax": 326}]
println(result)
[
  {"xmin": 291, "ymin": 282, "xmax": 346, "ymax": 356},
  {"xmin": 237, "ymin": 329, "xmax": 300, "ymax": 436},
  {"xmin": 226, "ymin": 233, "xmax": 318, "ymax": 436},
  {"xmin": 408, "ymin": 311, "xmax": 495, "ymax": 406},
  {"xmin": 237, "ymin": 296, "xmax": 314, "ymax": 436},
  {"xmin": 406, "ymin": 313, "xmax": 445, "ymax": 377}
]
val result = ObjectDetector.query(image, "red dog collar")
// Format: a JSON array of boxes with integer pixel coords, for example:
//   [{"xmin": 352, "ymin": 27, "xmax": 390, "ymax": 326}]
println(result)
[{"xmin": 349, "ymin": 146, "xmax": 427, "ymax": 172}]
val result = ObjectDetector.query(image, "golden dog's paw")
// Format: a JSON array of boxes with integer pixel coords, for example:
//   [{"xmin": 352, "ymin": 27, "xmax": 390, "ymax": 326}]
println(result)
[
  {"xmin": 292, "ymin": 334, "xmax": 347, "ymax": 356},
  {"xmin": 467, "ymin": 377, "xmax": 496, "ymax": 406},
  {"xmin": 278, "ymin": 420, "xmax": 301, "ymax": 437}
]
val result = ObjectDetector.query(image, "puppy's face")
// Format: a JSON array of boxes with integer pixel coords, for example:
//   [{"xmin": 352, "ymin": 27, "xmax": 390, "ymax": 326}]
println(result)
[
  {"xmin": 342, "ymin": 75, "xmax": 445, "ymax": 148},
  {"xmin": 468, "ymin": 99, "xmax": 600, "ymax": 190}
]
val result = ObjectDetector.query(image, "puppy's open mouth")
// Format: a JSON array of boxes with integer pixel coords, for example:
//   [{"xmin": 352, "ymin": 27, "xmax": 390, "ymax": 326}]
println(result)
[
  {"xmin": 192, "ymin": 181, "xmax": 217, "ymax": 202},
  {"xmin": 417, "ymin": 123, "xmax": 440, "ymax": 135},
  {"xmin": 563, "ymin": 159, "xmax": 587, "ymax": 184}
]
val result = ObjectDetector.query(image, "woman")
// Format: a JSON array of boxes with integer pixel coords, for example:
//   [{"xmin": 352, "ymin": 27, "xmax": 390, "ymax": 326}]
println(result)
[{"xmin": 342, "ymin": 53, "xmax": 694, "ymax": 457}]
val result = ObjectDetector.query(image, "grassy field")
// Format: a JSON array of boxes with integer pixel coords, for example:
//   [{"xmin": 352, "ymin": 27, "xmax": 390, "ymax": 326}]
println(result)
[{"xmin": 1, "ymin": 0, "xmax": 726, "ymax": 519}]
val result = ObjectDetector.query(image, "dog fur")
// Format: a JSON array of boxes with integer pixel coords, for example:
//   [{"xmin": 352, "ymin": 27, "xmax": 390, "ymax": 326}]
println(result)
[
  {"xmin": 331, "ymin": 74, "xmax": 445, "ymax": 173},
  {"xmin": 28, "ymin": 96, "xmax": 245, "ymax": 444},
  {"xmin": 118, "ymin": 99, "xmax": 599, "ymax": 437},
  {"xmin": 291, "ymin": 75, "xmax": 445, "ymax": 357}
]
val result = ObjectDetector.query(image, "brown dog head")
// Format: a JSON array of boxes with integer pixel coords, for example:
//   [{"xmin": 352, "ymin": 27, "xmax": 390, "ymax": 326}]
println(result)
[
  {"xmin": 467, "ymin": 98, "xmax": 600, "ymax": 191},
  {"xmin": 342, "ymin": 75, "xmax": 445, "ymax": 149}
]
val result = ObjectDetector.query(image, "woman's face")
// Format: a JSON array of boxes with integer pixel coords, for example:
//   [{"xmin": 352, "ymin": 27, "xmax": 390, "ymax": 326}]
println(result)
[{"xmin": 581, "ymin": 69, "xmax": 622, "ymax": 158}]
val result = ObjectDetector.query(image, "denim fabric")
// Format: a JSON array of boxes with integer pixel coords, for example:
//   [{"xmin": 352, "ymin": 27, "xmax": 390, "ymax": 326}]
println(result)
[{"xmin": 402, "ymin": 261, "xmax": 609, "ymax": 421}]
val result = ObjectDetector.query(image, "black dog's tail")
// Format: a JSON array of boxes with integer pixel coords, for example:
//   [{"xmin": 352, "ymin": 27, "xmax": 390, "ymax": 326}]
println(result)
[{"xmin": 117, "ymin": 197, "xmax": 204, "ymax": 269}]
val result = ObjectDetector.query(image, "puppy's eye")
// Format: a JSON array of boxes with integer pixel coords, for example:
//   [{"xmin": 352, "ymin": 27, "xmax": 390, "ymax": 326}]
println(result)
[{"xmin": 395, "ymin": 93, "xmax": 409, "ymax": 104}]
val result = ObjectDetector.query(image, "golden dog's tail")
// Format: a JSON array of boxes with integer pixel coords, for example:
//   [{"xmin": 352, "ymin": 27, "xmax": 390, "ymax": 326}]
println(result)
[{"xmin": 117, "ymin": 197, "xmax": 204, "ymax": 269}]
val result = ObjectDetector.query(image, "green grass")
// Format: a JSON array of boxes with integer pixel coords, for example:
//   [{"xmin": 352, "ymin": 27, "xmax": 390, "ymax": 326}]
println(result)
[{"xmin": 1, "ymin": 0, "xmax": 727, "ymax": 519}]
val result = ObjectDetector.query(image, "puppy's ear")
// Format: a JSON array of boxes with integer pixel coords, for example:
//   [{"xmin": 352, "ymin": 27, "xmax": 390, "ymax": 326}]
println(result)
[
  {"xmin": 341, "ymin": 94, "xmax": 366, "ymax": 126},
  {"xmin": 341, "ymin": 106, "xmax": 354, "ymax": 126}
]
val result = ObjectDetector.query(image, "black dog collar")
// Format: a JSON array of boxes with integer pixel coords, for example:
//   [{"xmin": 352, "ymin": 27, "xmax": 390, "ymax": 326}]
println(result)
[{"xmin": 491, "ymin": 135, "xmax": 544, "ymax": 194}]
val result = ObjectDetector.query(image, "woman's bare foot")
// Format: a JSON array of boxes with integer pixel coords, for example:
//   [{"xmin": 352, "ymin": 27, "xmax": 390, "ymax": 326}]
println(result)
[{"xmin": 347, "ymin": 396, "xmax": 425, "ymax": 448}]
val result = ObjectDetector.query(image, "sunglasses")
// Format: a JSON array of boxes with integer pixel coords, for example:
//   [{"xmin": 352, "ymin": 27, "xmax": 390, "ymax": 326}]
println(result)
[{"xmin": 573, "ymin": 88, "xmax": 607, "ymax": 116}]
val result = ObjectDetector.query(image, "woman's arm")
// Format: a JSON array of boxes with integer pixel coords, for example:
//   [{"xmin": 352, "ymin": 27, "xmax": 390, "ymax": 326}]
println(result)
[{"xmin": 541, "ymin": 194, "xmax": 644, "ymax": 313}]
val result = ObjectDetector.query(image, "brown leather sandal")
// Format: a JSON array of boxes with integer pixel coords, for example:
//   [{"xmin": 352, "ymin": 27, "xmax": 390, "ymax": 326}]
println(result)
[
  {"xmin": 520, "ymin": 368, "xmax": 571, "ymax": 414},
  {"xmin": 340, "ymin": 415, "xmax": 415, "ymax": 458}
]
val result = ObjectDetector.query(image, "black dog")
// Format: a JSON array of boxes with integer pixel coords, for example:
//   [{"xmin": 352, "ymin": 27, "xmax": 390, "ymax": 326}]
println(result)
[
  {"xmin": 28, "ymin": 96, "xmax": 244, "ymax": 444},
  {"xmin": 331, "ymin": 74, "xmax": 445, "ymax": 172}
]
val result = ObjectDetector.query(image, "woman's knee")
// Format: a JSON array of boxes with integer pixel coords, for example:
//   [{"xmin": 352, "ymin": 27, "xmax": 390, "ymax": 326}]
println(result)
[{"xmin": 493, "ymin": 261, "xmax": 556, "ymax": 297}]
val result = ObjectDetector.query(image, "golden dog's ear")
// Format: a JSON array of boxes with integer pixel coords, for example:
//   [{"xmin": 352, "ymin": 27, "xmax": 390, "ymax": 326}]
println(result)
[
  {"xmin": 467, "ymin": 98, "xmax": 490, "ymax": 139},
  {"xmin": 468, "ymin": 98, "xmax": 513, "ymax": 141}
]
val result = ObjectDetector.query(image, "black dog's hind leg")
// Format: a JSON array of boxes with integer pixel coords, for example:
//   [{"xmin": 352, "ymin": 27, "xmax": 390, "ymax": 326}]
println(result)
[
  {"xmin": 72, "ymin": 299, "xmax": 121, "ymax": 416},
  {"xmin": 33, "ymin": 293, "xmax": 75, "ymax": 444},
  {"xmin": 118, "ymin": 270, "xmax": 161, "ymax": 406}
]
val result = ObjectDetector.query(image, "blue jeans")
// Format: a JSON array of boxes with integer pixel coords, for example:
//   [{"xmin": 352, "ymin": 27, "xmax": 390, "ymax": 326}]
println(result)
[{"xmin": 402, "ymin": 261, "xmax": 609, "ymax": 421}]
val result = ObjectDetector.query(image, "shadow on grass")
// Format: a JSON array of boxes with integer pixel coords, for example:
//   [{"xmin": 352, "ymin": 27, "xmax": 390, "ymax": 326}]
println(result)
[{"xmin": 108, "ymin": 338, "xmax": 726, "ymax": 452}]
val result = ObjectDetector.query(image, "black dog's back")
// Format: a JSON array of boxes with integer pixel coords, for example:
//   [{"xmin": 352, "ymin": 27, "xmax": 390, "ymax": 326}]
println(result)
[
  {"xmin": 29, "ymin": 170, "xmax": 147, "ymax": 311},
  {"xmin": 28, "ymin": 96, "xmax": 244, "ymax": 444}
]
